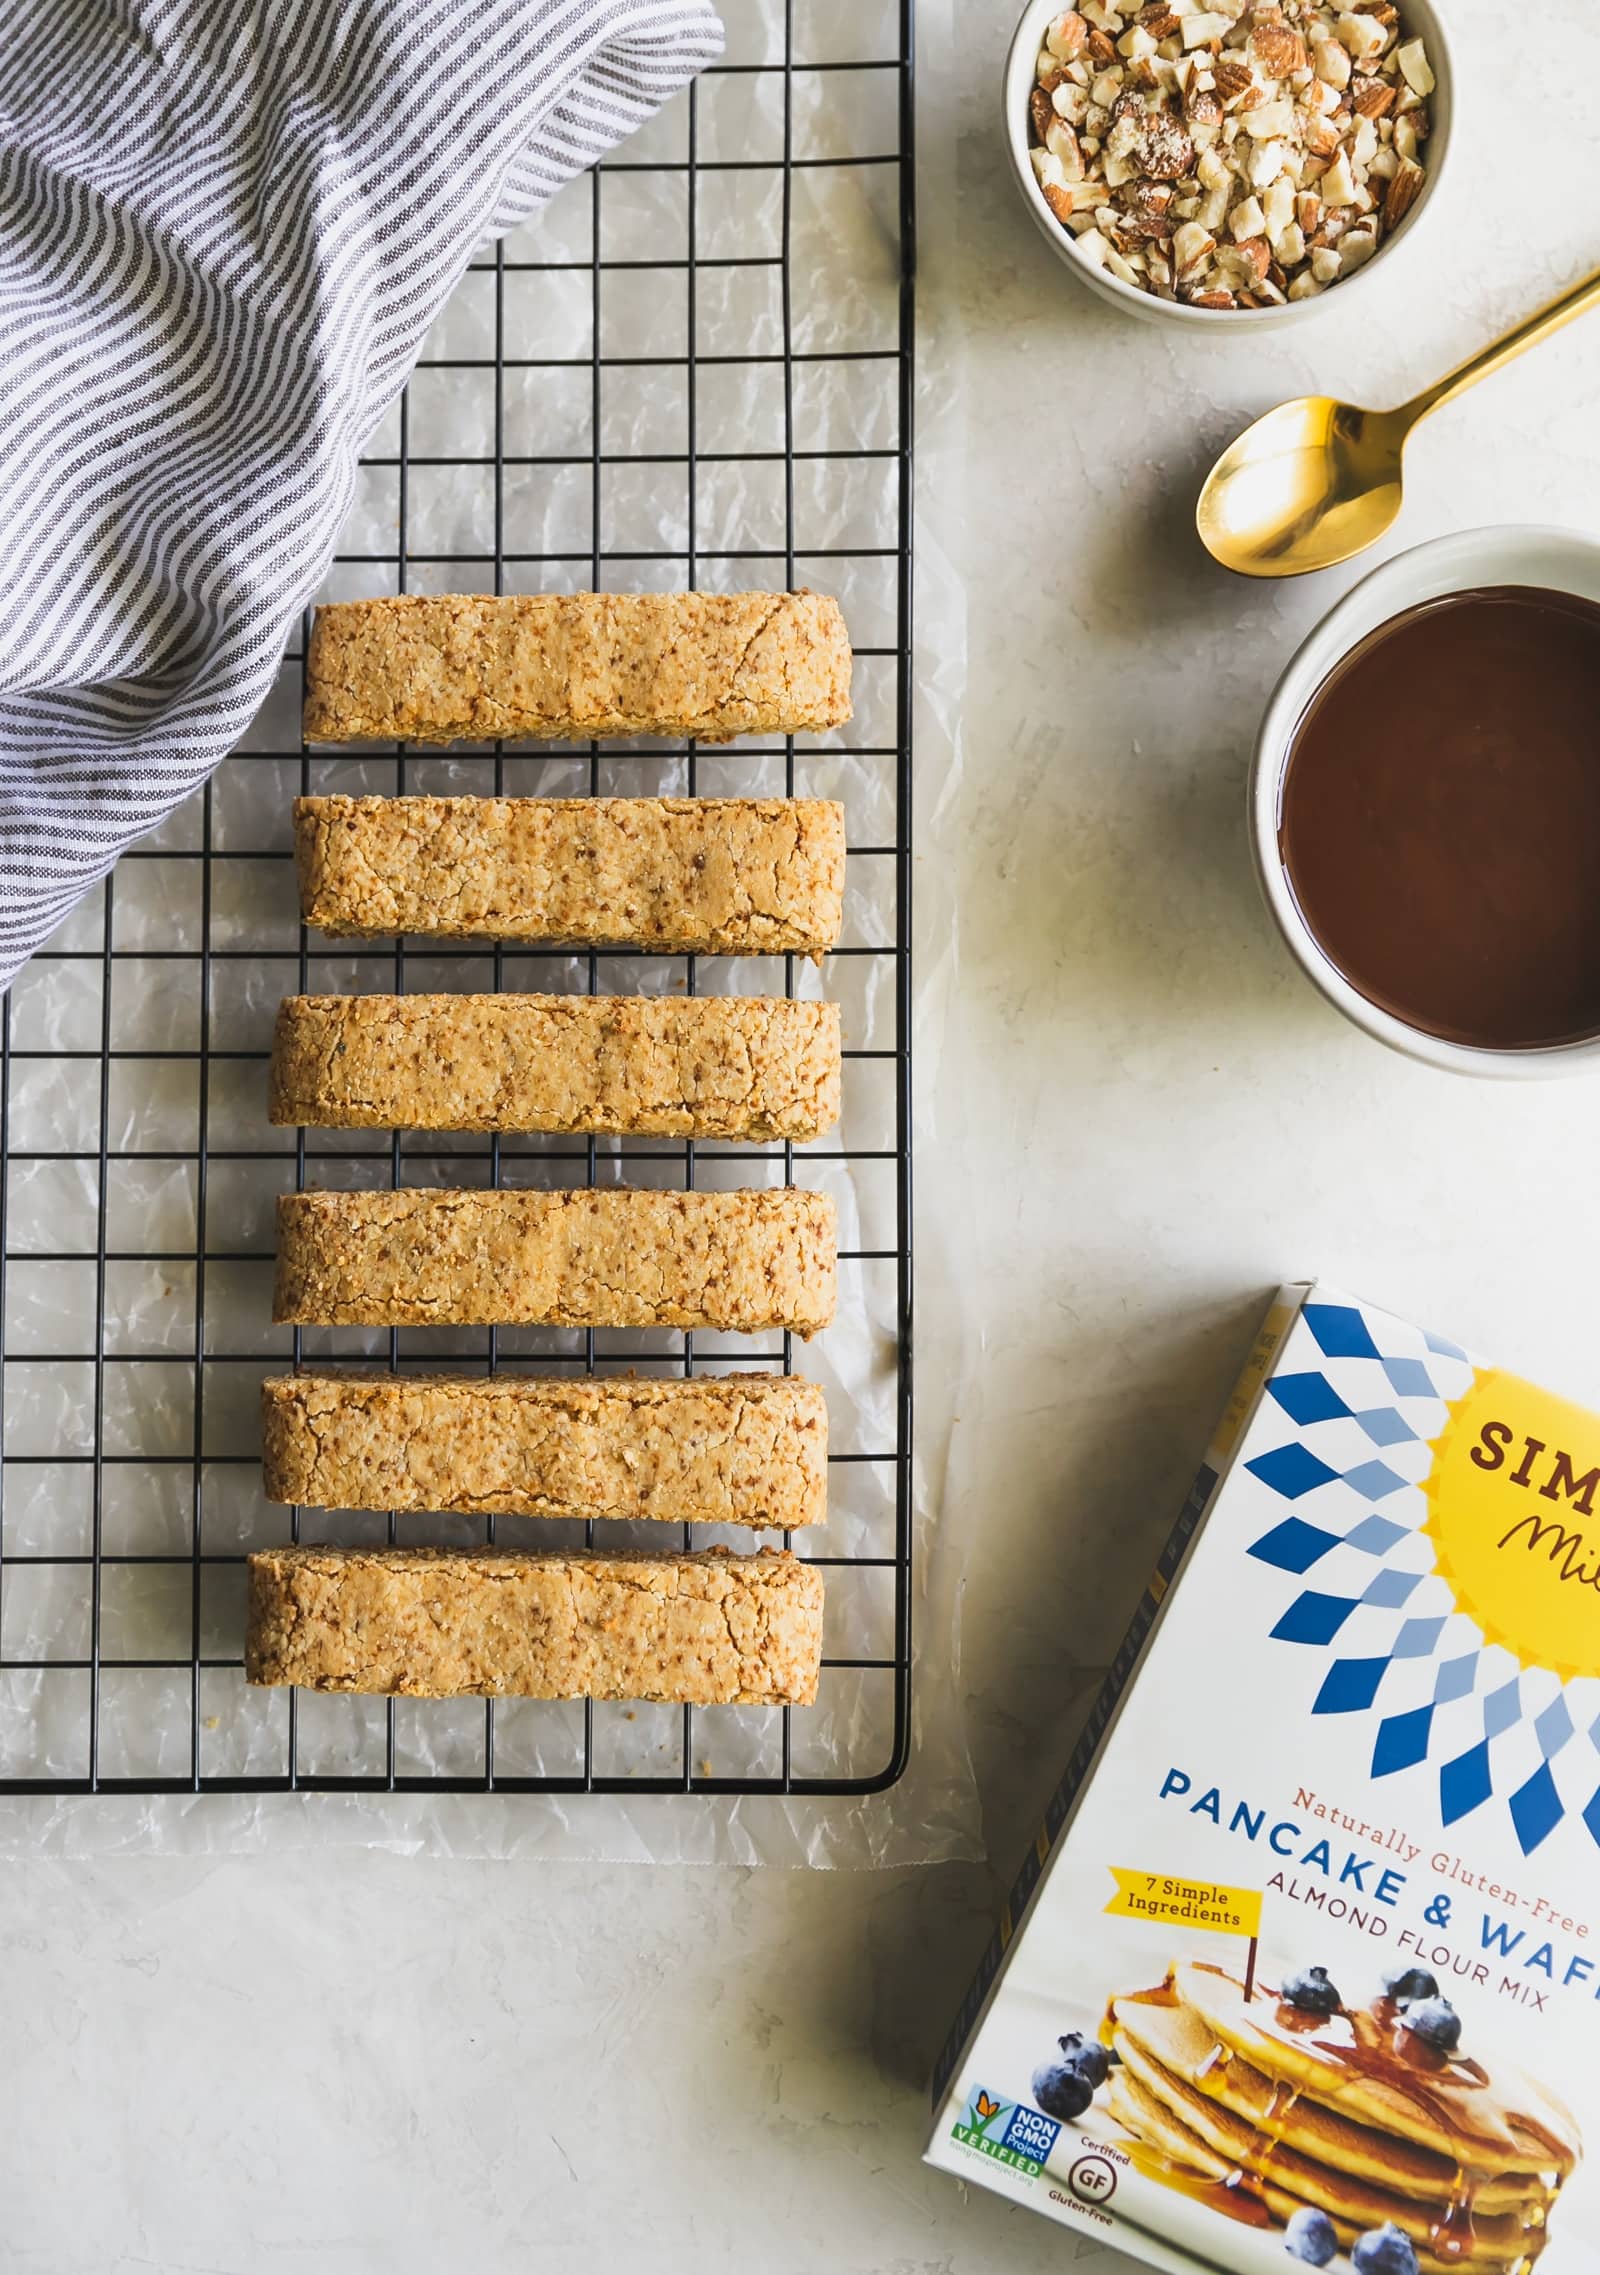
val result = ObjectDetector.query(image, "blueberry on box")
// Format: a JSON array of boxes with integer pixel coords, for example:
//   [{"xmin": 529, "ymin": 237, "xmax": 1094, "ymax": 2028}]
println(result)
[
  {"xmin": 1353, "ymin": 2222, "xmax": 1420, "ymax": 2275},
  {"xmin": 1380, "ymin": 1963, "xmax": 1439, "ymax": 2006},
  {"xmin": 1032, "ymin": 2058, "xmax": 1094, "ymax": 2122},
  {"xmin": 1399, "ymin": 1997, "xmax": 1461, "ymax": 2054},
  {"xmin": 1279, "ymin": 1965, "xmax": 1343, "ymax": 2015},
  {"xmin": 1056, "ymin": 2031, "xmax": 1111, "ymax": 2089},
  {"xmin": 1285, "ymin": 2207, "xmax": 1338, "ymax": 2267}
]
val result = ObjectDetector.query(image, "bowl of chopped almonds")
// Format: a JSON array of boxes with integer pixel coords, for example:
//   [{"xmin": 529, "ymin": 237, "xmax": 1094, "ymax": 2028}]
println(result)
[{"xmin": 1004, "ymin": 0, "xmax": 1452, "ymax": 324}]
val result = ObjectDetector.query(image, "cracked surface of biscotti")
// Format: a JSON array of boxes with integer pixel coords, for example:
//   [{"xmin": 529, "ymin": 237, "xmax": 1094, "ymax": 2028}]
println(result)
[
  {"xmin": 272, "ymin": 1186, "xmax": 838, "ymax": 1335},
  {"xmin": 260, "ymin": 1371, "xmax": 828, "ymax": 1527},
  {"xmin": 269, "ymin": 993, "xmax": 842, "ymax": 1141},
  {"xmin": 293, "ymin": 794, "xmax": 845, "ymax": 957},
  {"xmin": 245, "ymin": 1544, "xmax": 824, "ymax": 1704},
  {"xmin": 301, "ymin": 590, "xmax": 852, "ymax": 744}
]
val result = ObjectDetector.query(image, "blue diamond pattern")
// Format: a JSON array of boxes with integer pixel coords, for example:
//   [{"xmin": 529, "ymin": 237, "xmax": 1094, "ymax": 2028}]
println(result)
[
  {"xmin": 1441, "ymin": 1740, "xmax": 1494, "ymax": 1823},
  {"xmin": 1314, "ymin": 1657, "xmax": 1388, "ymax": 1714},
  {"xmin": 1382, "ymin": 1357, "xmax": 1439, "ymax": 1399},
  {"xmin": 1272, "ymin": 1592, "xmax": 1359, "ymax": 1646},
  {"xmin": 1510, "ymin": 1763, "xmax": 1564, "ymax": 1855},
  {"xmin": 1340, "ymin": 1460, "xmax": 1408, "ymax": 1501},
  {"xmin": 1362, "ymin": 1568, "xmax": 1422, "ymax": 1610},
  {"xmin": 1344, "ymin": 1514, "xmax": 1408, "ymax": 1556},
  {"xmin": 1355, "ymin": 1407, "xmax": 1420, "ymax": 1447},
  {"xmin": 1372, "ymin": 1704, "xmax": 1433, "ymax": 1777},
  {"xmin": 1270, "ymin": 1373, "xmax": 1354, "ymax": 1426},
  {"xmin": 1391, "ymin": 1614, "xmax": 1446, "ymax": 1658},
  {"xmin": 1248, "ymin": 1443, "xmax": 1341, "ymax": 1500},
  {"xmin": 1434, "ymin": 1653, "xmax": 1478, "ymax": 1704},
  {"xmin": 1305, "ymin": 1305, "xmax": 1382, "ymax": 1361},
  {"xmin": 1249, "ymin": 1518, "xmax": 1343, "ymax": 1574},
  {"xmin": 1244, "ymin": 1300, "xmax": 1598, "ymax": 1855},
  {"xmin": 1536, "ymin": 1696, "xmax": 1574, "ymax": 1757}
]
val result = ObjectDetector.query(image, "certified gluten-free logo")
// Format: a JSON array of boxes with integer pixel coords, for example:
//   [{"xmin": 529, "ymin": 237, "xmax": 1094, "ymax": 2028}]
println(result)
[
  {"xmin": 1068, "ymin": 2152, "xmax": 1118, "ymax": 2206},
  {"xmin": 1426, "ymin": 1368, "xmax": 1600, "ymax": 1683}
]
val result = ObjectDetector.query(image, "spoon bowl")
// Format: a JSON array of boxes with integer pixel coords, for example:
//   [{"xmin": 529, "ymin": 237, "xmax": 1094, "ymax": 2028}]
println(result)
[
  {"xmin": 1197, "ymin": 265, "xmax": 1600, "ymax": 579},
  {"xmin": 1196, "ymin": 399, "xmax": 1411, "ymax": 579}
]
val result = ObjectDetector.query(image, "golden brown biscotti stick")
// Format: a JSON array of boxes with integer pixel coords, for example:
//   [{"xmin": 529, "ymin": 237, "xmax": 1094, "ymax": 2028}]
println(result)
[
  {"xmin": 272, "ymin": 1186, "xmax": 838, "ymax": 1335},
  {"xmin": 245, "ymin": 1545, "xmax": 824, "ymax": 1704},
  {"xmin": 269, "ymin": 993, "xmax": 842, "ymax": 1141},
  {"xmin": 301, "ymin": 590, "xmax": 852, "ymax": 744},
  {"xmin": 260, "ymin": 1372, "xmax": 828, "ymax": 1528},
  {"xmin": 294, "ymin": 794, "xmax": 845, "ymax": 957}
]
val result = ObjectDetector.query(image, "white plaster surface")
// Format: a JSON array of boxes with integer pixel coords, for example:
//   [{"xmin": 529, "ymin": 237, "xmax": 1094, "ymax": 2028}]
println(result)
[{"xmin": 7, "ymin": 0, "xmax": 1600, "ymax": 2266}]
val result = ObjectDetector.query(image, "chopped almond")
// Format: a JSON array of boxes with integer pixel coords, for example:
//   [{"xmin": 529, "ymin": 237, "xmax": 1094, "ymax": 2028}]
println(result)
[{"xmin": 1024, "ymin": 0, "xmax": 1432, "ymax": 309}]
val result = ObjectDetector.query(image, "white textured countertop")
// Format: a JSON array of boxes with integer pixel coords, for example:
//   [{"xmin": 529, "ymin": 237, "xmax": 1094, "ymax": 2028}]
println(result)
[{"xmin": 9, "ymin": 2, "xmax": 1600, "ymax": 2267}]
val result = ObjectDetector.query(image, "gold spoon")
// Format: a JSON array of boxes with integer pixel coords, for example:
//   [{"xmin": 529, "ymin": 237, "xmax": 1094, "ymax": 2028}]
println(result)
[{"xmin": 1196, "ymin": 264, "xmax": 1600, "ymax": 578}]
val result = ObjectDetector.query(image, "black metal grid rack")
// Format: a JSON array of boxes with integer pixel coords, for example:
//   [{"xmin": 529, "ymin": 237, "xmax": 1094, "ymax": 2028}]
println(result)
[{"xmin": 0, "ymin": 0, "xmax": 914, "ymax": 1798}]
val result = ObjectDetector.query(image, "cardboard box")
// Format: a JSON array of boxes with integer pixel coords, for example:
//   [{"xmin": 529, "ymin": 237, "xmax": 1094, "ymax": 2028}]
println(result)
[{"xmin": 927, "ymin": 1283, "xmax": 1594, "ymax": 2275}]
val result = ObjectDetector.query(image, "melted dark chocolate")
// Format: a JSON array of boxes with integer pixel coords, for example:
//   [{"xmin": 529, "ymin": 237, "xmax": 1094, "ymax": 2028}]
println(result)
[{"xmin": 1278, "ymin": 586, "xmax": 1600, "ymax": 1050}]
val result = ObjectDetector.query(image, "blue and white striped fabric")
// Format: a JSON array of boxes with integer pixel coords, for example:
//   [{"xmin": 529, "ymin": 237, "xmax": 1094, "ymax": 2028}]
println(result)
[{"xmin": 0, "ymin": 0, "xmax": 722, "ymax": 991}]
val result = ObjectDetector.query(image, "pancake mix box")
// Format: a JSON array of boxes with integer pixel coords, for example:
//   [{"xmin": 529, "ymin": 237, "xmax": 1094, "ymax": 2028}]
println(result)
[{"xmin": 927, "ymin": 1283, "xmax": 1596, "ymax": 2275}]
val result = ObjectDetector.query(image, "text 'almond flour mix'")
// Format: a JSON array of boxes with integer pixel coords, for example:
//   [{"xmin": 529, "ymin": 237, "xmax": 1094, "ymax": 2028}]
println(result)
[{"xmin": 926, "ymin": 1285, "xmax": 1597, "ymax": 2275}]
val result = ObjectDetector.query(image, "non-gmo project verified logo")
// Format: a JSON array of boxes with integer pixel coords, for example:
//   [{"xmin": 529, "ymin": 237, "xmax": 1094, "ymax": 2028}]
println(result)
[{"xmin": 950, "ymin": 2086, "xmax": 1061, "ymax": 2180}]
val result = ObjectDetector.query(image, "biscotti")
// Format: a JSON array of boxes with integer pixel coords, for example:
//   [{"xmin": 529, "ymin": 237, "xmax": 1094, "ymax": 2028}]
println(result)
[
  {"xmin": 294, "ymin": 795, "xmax": 845, "ymax": 957},
  {"xmin": 245, "ymin": 1545, "xmax": 824, "ymax": 1704},
  {"xmin": 302, "ymin": 590, "xmax": 852, "ymax": 744},
  {"xmin": 273, "ymin": 1186, "xmax": 838, "ymax": 1335},
  {"xmin": 269, "ymin": 993, "xmax": 842, "ymax": 1141},
  {"xmin": 261, "ymin": 1372, "xmax": 828, "ymax": 1528}
]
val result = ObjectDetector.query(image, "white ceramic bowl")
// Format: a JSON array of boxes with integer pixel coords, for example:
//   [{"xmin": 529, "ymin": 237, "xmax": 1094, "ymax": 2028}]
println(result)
[
  {"xmin": 1002, "ymin": 0, "xmax": 1455, "ymax": 329},
  {"xmin": 1251, "ymin": 527, "xmax": 1600, "ymax": 1078}
]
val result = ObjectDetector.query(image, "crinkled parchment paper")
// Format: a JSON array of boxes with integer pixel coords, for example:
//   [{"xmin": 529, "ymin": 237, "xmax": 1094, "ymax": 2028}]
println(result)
[{"xmin": 0, "ymin": 0, "xmax": 979, "ymax": 1866}]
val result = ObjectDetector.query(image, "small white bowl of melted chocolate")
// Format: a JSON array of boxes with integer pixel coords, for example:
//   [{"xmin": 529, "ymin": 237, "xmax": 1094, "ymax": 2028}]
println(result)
[{"xmin": 1252, "ymin": 528, "xmax": 1600, "ymax": 1076}]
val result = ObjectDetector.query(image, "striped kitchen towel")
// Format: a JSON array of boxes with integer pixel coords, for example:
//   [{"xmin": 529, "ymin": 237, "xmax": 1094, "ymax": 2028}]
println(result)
[{"xmin": 0, "ymin": 0, "xmax": 722, "ymax": 992}]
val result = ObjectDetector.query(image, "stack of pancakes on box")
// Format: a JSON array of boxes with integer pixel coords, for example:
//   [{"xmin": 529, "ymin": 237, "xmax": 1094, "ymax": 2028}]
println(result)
[{"xmin": 1106, "ymin": 1962, "xmax": 1580, "ymax": 2272}]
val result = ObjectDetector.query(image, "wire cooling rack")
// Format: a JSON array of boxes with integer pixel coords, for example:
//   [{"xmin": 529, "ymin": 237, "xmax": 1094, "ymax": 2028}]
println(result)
[{"xmin": 0, "ymin": 0, "xmax": 913, "ymax": 1797}]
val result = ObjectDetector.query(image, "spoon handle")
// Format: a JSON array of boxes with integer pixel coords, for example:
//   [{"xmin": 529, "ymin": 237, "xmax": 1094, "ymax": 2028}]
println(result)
[{"xmin": 1401, "ymin": 264, "xmax": 1600, "ymax": 428}]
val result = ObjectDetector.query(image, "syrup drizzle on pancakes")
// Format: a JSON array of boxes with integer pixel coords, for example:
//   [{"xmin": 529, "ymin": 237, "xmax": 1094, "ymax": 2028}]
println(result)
[{"xmin": 1101, "ymin": 1963, "xmax": 1579, "ymax": 2271}]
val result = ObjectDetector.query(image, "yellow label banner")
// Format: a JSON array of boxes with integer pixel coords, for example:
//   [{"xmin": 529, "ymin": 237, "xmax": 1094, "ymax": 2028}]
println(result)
[{"xmin": 1105, "ymin": 1868, "xmax": 1262, "ymax": 1937}]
